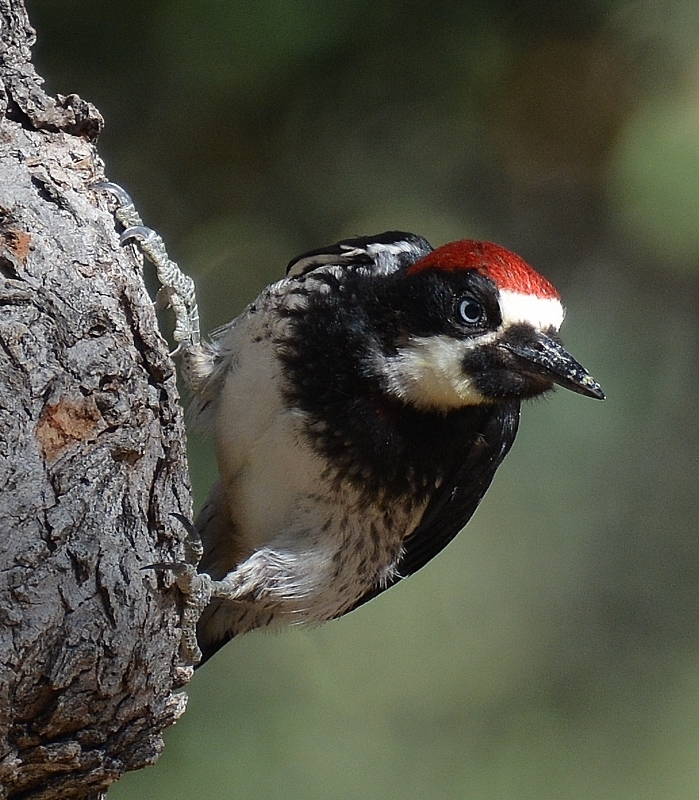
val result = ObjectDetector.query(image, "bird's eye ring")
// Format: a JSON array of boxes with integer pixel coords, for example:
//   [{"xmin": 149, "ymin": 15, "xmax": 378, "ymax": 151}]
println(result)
[{"xmin": 457, "ymin": 296, "xmax": 484, "ymax": 325}]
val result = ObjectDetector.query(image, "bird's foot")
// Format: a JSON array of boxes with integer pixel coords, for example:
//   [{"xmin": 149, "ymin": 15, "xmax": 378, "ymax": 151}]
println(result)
[
  {"xmin": 142, "ymin": 513, "xmax": 206, "ymax": 665},
  {"xmin": 146, "ymin": 514, "xmax": 248, "ymax": 664},
  {"xmin": 95, "ymin": 181, "xmax": 201, "ymax": 357},
  {"xmin": 144, "ymin": 559, "xmax": 215, "ymax": 666}
]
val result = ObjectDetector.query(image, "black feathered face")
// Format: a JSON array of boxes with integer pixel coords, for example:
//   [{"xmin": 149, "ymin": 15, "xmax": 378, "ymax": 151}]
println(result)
[
  {"xmin": 280, "ymin": 232, "xmax": 602, "ymax": 421},
  {"xmin": 364, "ymin": 267, "xmax": 603, "ymax": 408},
  {"xmin": 276, "ymin": 267, "xmax": 510, "ymax": 501}
]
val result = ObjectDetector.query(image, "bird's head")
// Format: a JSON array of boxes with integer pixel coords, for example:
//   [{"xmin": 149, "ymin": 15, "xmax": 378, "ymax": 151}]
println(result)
[{"xmin": 373, "ymin": 238, "xmax": 604, "ymax": 410}]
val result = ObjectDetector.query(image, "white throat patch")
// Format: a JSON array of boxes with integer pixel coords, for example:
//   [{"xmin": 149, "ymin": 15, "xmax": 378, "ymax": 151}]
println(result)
[{"xmin": 377, "ymin": 334, "xmax": 496, "ymax": 409}]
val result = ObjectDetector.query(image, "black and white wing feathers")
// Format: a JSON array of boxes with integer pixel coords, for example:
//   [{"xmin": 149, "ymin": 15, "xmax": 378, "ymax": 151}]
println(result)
[
  {"xmin": 287, "ymin": 231, "xmax": 433, "ymax": 277},
  {"xmin": 344, "ymin": 400, "xmax": 521, "ymax": 614}
]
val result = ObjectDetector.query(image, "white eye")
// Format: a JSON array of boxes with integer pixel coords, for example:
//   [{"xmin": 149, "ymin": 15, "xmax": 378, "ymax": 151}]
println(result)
[{"xmin": 458, "ymin": 296, "xmax": 484, "ymax": 325}]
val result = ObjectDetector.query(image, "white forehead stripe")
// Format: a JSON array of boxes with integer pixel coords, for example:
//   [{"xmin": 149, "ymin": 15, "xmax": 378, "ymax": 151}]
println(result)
[{"xmin": 499, "ymin": 290, "xmax": 565, "ymax": 331}]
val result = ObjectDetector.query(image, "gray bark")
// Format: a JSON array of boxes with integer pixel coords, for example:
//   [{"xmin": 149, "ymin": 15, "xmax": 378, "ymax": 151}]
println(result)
[{"xmin": 0, "ymin": 1, "xmax": 193, "ymax": 797}]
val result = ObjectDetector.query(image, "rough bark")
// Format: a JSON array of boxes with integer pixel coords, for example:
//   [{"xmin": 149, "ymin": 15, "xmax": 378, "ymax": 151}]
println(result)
[{"xmin": 0, "ymin": 1, "xmax": 193, "ymax": 797}]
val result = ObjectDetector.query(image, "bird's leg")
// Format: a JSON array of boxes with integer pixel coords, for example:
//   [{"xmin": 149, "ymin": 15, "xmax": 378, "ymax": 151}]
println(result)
[
  {"xmin": 149, "ymin": 516, "xmax": 288, "ymax": 663},
  {"xmin": 96, "ymin": 182, "xmax": 204, "ymax": 380},
  {"xmin": 149, "ymin": 558, "xmax": 267, "ymax": 663}
]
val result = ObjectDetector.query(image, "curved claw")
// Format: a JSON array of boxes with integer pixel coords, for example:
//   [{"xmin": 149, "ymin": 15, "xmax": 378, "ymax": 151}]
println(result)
[
  {"xmin": 170, "ymin": 512, "xmax": 204, "ymax": 563},
  {"xmin": 144, "ymin": 560, "xmax": 206, "ymax": 596},
  {"xmin": 93, "ymin": 180, "xmax": 134, "ymax": 207},
  {"xmin": 93, "ymin": 181, "xmax": 144, "ymax": 229},
  {"xmin": 170, "ymin": 511, "xmax": 199, "ymax": 538},
  {"xmin": 120, "ymin": 224, "xmax": 159, "ymax": 248}
]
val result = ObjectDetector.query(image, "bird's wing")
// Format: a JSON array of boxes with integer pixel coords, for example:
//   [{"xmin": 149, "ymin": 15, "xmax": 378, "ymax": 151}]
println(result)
[
  {"xmin": 286, "ymin": 231, "xmax": 433, "ymax": 277},
  {"xmin": 343, "ymin": 400, "xmax": 521, "ymax": 614}
]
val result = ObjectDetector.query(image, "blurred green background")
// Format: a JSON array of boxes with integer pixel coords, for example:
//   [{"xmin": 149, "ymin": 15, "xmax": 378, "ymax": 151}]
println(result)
[{"xmin": 27, "ymin": 0, "xmax": 699, "ymax": 797}]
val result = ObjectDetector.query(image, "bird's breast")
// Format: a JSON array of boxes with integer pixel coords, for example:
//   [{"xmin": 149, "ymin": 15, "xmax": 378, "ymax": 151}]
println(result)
[{"xmin": 212, "ymin": 336, "xmax": 426, "ymax": 617}]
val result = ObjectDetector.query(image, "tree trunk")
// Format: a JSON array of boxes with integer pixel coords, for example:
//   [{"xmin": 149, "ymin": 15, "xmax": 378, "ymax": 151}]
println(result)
[{"xmin": 0, "ymin": 1, "xmax": 193, "ymax": 797}]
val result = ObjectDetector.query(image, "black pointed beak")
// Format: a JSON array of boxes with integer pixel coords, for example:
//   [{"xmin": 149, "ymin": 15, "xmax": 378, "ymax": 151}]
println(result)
[{"xmin": 499, "ymin": 329, "xmax": 605, "ymax": 400}]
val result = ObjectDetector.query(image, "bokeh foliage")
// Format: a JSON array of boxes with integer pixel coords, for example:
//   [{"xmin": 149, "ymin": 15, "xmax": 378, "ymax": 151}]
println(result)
[{"xmin": 28, "ymin": 0, "xmax": 699, "ymax": 797}]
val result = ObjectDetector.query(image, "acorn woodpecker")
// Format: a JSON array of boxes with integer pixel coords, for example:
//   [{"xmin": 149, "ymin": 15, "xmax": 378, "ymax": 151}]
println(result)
[
  {"xmin": 175, "ymin": 231, "xmax": 605, "ymax": 663},
  {"xmin": 97, "ymin": 183, "xmax": 604, "ymax": 664}
]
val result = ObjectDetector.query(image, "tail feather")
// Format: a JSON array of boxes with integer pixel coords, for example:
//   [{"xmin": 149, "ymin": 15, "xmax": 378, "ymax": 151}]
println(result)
[{"xmin": 194, "ymin": 483, "xmax": 276, "ymax": 665}]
